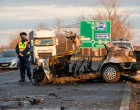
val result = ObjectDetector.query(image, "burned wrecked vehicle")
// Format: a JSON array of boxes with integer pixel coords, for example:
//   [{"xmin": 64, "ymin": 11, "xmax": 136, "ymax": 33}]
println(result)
[
  {"xmin": 33, "ymin": 34, "xmax": 140, "ymax": 85},
  {"xmin": 33, "ymin": 50, "xmax": 100, "ymax": 85}
]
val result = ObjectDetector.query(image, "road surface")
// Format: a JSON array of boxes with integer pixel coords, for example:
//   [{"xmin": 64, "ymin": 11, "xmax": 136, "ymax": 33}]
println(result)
[{"xmin": 0, "ymin": 68, "xmax": 139, "ymax": 110}]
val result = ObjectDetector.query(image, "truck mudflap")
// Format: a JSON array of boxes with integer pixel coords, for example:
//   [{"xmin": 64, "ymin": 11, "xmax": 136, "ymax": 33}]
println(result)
[{"xmin": 121, "ymin": 74, "xmax": 140, "ymax": 82}]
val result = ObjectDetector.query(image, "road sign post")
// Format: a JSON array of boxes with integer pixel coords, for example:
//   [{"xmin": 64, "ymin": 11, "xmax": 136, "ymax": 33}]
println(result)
[{"xmin": 80, "ymin": 20, "xmax": 111, "ymax": 50}]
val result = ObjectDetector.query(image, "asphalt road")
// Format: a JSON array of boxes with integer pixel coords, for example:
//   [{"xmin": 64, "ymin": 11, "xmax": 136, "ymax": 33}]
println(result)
[{"xmin": 0, "ymin": 68, "xmax": 138, "ymax": 110}]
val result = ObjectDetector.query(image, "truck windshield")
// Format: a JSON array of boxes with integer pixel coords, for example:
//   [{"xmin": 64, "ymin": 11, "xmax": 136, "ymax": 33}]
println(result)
[
  {"xmin": 113, "ymin": 42, "xmax": 132, "ymax": 49},
  {"xmin": 34, "ymin": 38, "xmax": 54, "ymax": 46}
]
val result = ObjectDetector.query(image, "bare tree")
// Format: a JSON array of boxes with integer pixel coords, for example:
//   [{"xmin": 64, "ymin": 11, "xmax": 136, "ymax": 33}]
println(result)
[
  {"xmin": 0, "ymin": 35, "xmax": 20, "ymax": 52},
  {"xmin": 55, "ymin": 17, "xmax": 64, "ymax": 37},
  {"xmin": 35, "ymin": 22, "xmax": 49, "ymax": 30},
  {"xmin": 91, "ymin": 0, "xmax": 133, "ymax": 40},
  {"xmin": 8, "ymin": 36, "xmax": 21, "ymax": 49},
  {"xmin": 75, "ymin": 12, "xmax": 87, "ymax": 32},
  {"xmin": 74, "ymin": 0, "xmax": 133, "ymax": 40}
]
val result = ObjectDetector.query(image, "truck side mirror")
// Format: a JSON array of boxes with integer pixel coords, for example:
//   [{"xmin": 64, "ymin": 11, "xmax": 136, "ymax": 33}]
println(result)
[{"xmin": 56, "ymin": 39, "xmax": 58, "ymax": 45}]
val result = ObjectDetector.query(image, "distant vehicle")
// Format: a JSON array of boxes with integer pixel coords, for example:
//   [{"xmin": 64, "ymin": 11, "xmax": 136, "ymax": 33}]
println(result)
[
  {"xmin": 29, "ymin": 29, "xmax": 58, "ymax": 64},
  {"xmin": 0, "ymin": 50, "xmax": 19, "ymax": 69},
  {"xmin": 112, "ymin": 40, "xmax": 133, "ymax": 49}
]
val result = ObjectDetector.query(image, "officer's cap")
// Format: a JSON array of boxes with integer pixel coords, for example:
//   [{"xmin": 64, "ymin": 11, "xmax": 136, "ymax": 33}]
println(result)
[{"xmin": 20, "ymin": 32, "xmax": 27, "ymax": 36}]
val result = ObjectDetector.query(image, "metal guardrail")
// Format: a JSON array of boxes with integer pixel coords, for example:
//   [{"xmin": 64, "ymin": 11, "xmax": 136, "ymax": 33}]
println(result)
[{"xmin": 71, "ymin": 56, "xmax": 104, "ymax": 62}]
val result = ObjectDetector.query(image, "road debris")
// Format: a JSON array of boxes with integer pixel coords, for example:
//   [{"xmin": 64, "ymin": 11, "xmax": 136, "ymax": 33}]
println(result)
[{"xmin": 29, "ymin": 99, "xmax": 43, "ymax": 105}]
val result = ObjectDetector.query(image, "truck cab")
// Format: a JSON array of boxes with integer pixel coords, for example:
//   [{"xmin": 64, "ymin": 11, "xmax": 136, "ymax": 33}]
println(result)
[{"xmin": 29, "ymin": 29, "xmax": 58, "ymax": 64}]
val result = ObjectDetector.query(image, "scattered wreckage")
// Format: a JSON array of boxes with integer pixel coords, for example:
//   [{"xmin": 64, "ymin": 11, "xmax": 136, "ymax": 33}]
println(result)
[{"xmin": 33, "ymin": 32, "xmax": 140, "ymax": 85}]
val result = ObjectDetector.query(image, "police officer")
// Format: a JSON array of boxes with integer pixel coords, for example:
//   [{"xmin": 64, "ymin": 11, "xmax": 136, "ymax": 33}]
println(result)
[{"xmin": 15, "ymin": 32, "xmax": 32, "ymax": 82}]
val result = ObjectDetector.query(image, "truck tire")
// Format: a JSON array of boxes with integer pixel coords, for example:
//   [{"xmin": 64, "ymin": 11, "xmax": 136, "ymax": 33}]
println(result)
[
  {"xmin": 102, "ymin": 64, "xmax": 120, "ymax": 83},
  {"xmin": 33, "ymin": 68, "xmax": 47, "ymax": 85}
]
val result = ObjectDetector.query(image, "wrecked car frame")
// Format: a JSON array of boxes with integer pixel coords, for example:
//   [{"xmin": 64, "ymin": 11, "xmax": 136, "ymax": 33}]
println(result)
[{"xmin": 33, "ymin": 34, "xmax": 140, "ymax": 85}]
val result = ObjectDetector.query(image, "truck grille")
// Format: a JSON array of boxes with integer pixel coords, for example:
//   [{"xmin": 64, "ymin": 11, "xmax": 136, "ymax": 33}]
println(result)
[{"xmin": 38, "ymin": 53, "xmax": 52, "ymax": 59}]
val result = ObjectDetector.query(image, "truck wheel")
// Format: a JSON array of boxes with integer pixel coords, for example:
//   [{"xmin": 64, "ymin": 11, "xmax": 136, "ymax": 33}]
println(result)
[
  {"xmin": 34, "ymin": 70, "xmax": 47, "ymax": 85},
  {"xmin": 102, "ymin": 65, "xmax": 120, "ymax": 83}
]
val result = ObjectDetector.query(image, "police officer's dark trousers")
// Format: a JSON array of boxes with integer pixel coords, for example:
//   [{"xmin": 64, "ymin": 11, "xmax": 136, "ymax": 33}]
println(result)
[{"xmin": 19, "ymin": 57, "xmax": 32, "ymax": 81}]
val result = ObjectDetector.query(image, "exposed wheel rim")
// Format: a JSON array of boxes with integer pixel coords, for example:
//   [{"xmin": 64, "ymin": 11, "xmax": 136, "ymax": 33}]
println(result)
[{"xmin": 104, "ymin": 67, "xmax": 117, "ymax": 80}]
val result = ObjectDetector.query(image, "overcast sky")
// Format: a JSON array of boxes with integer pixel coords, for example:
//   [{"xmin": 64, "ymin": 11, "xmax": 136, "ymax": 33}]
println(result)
[{"xmin": 0, "ymin": 0, "xmax": 140, "ymax": 46}]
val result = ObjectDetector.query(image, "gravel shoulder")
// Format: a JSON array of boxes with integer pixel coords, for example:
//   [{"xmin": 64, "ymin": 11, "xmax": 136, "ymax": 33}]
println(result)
[{"xmin": 131, "ymin": 82, "xmax": 140, "ymax": 110}]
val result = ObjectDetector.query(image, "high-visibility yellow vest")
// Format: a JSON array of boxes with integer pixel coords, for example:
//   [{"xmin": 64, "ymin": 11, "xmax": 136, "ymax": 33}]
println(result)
[{"xmin": 18, "ymin": 41, "xmax": 30, "ymax": 55}]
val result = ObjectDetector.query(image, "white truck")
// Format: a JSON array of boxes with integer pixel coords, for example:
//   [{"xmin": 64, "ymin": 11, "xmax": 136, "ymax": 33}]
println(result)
[{"xmin": 29, "ymin": 29, "xmax": 58, "ymax": 64}]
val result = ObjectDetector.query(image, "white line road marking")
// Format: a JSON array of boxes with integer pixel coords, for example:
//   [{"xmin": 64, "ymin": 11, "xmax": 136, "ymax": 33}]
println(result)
[{"xmin": 119, "ymin": 85, "xmax": 131, "ymax": 110}]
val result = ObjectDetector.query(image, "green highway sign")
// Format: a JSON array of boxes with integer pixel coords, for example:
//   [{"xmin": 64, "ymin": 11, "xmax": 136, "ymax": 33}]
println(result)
[{"xmin": 80, "ymin": 20, "xmax": 111, "ymax": 49}]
